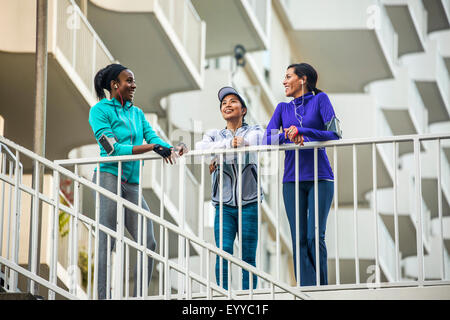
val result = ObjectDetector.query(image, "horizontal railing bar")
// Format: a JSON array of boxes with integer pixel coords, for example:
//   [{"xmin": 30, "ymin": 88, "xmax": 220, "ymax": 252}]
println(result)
[{"xmin": 55, "ymin": 132, "xmax": 450, "ymax": 166}]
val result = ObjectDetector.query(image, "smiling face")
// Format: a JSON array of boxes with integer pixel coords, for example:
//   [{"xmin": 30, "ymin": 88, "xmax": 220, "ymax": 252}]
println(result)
[
  {"xmin": 220, "ymin": 94, "xmax": 246, "ymax": 122},
  {"xmin": 113, "ymin": 69, "xmax": 136, "ymax": 102},
  {"xmin": 283, "ymin": 67, "xmax": 306, "ymax": 98}
]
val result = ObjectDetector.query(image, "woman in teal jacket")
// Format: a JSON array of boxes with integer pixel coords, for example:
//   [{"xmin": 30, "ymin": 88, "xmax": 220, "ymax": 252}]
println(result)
[{"xmin": 89, "ymin": 63, "xmax": 186, "ymax": 299}]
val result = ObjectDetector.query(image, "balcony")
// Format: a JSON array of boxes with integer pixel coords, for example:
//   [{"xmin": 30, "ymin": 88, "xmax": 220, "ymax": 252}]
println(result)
[
  {"xmin": 401, "ymin": 37, "xmax": 450, "ymax": 124},
  {"xmin": 422, "ymin": 0, "xmax": 450, "ymax": 34},
  {"xmin": 0, "ymin": 0, "xmax": 114, "ymax": 164},
  {"xmin": 276, "ymin": 0, "xmax": 397, "ymax": 93},
  {"xmin": 382, "ymin": 0, "xmax": 426, "ymax": 57},
  {"xmin": 191, "ymin": 0, "xmax": 269, "ymax": 58},
  {"xmin": 85, "ymin": 0, "xmax": 205, "ymax": 115}
]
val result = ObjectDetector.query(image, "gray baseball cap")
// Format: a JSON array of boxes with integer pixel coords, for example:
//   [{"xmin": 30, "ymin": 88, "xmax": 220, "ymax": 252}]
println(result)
[{"xmin": 217, "ymin": 86, "xmax": 247, "ymax": 109}]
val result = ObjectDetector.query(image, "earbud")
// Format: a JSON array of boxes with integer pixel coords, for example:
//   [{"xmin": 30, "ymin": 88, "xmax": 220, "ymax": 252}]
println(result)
[{"xmin": 115, "ymin": 84, "xmax": 118, "ymax": 89}]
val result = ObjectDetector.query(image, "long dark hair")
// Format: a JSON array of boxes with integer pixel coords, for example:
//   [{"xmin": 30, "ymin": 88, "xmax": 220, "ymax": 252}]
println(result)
[
  {"xmin": 94, "ymin": 63, "xmax": 128, "ymax": 100},
  {"xmin": 287, "ymin": 63, "xmax": 322, "ymax": 95}
]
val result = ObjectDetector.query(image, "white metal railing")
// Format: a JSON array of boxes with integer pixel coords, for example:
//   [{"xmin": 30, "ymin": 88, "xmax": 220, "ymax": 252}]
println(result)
[
  {"xmin": 1, "ymin": 132, "xmax": 450, "ymax": 299},
  {"xmin": 157, "ymin": 0, "xmax": 205, "ymax": 74},
  {"xmin": 54, "ymin": 0, "xmax": 115, "ymax": 100},
  {"xmin": 43, "ymin": 131, "xmax": 450, "ymax": 291},
  {"xmin": 0, "ymin": 135, "xmax": 307, "ymax": 300}
]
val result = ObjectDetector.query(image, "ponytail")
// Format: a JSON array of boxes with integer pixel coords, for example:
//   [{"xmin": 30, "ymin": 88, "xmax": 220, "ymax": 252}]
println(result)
[{"xmin": 94, "ymin": 66, "xmax": 108, "ymax": 100}]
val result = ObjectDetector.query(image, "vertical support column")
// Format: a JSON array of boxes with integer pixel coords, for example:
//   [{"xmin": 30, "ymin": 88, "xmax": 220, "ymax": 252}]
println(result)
[{"xmin": 32, "ymin": 0, "xmax": 48, "ymax": 294}]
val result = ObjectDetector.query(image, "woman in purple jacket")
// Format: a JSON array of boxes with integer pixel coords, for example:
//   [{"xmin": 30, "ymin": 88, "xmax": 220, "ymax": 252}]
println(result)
[{"xmin": 263, "ymin": 63, "xmax": 342, "ymax": 286}]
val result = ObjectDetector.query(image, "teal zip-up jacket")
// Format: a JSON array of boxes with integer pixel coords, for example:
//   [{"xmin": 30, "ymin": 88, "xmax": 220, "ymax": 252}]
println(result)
[{"xmin": 89, "ymin": 97, "xmax": 173, "ymax": 184}]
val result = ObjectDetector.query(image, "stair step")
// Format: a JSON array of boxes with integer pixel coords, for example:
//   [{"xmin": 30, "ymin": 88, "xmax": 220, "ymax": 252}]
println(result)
[{"xmin": 0, "ymin": 293, "xmax": 39, "ymax": 300}]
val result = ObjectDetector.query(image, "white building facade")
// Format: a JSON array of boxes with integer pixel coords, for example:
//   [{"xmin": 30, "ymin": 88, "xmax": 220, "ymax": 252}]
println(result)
[{"xmin": 0, "ymin": 0, "xmax": 449, "ymax": 300}]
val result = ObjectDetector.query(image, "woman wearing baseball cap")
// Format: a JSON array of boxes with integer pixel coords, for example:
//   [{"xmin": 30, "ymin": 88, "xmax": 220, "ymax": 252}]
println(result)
[
  {"xmin": 195, "ymin": 86, "xmax": 264, "ymax": 290},
  {"xmin": 263, "ymin": 63, "xmax": 342, "ymax": 287}
]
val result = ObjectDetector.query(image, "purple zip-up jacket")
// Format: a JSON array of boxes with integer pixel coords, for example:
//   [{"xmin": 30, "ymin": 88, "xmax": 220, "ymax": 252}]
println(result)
[{"xmin": 263, "ymin": 92, "xmax": 341, "ymax": 183}]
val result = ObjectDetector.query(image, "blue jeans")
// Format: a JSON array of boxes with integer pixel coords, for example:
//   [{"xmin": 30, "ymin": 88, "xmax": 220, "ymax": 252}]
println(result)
[
  {"xmin": 214, "ymin": 203, "xmax": 258, "ymax": 290},
  {"xmin": 282, "ymin": 180, "xmax": 334, "ymax": 286},
  {"xmin": 92, "ymin": 171, "xmax": 156, "ymax": 299}
]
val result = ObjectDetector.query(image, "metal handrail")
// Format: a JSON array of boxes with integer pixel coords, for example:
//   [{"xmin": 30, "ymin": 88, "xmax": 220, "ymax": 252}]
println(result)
[{"xmin": 0, "ymin": 134, "xmax": 309, "ymax": 300}]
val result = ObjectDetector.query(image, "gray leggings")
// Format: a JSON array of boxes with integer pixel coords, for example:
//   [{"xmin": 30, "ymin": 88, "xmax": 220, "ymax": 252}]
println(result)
[{"xmin": 92, "ymin": 171, "xmax": 156, "ymax": 299}]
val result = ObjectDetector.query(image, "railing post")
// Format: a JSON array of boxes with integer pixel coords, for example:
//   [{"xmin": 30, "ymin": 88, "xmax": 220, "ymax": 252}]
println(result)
[
  {"xmin": 199, "ymin": 155, "xmax": 205, "ymax": 290},
  {"xmin": 393, "ymin": 142, "xmax": 400, "ymax": 281},
  {"xmin": 138, "ymin": 159, "xmax": 143, "ymax": 298},
  {"xmin": 219, "ymin": 153, "xmax": 224, "ymax": 288},
  {"xmin": 71, "ymin": 164, "xmax": 80, "ymax": 296},
  {"xmin": 9, "ymin": 150, "xmax": 21, "ymax": 292},
  {"xmin": 178, "ymin": 156, "xmax": 186, "ymax": 298},
  {"xmin": 295, "ymin": 147, "xmax": 300, "ymax": 286},
  {"xmin": 353, "ymin": 144, "xmax": 360, "ymax": 284},
  {"xmin": 256, "ymin": 151, "xmax": 262, "ymax": 289},
  {"xmin": 333, "ymin": 146, "xmax": 340, "ymax": 285},
  {"xmin": 372, "ymin": 143, "xmax": 380, "ymax": 285},
  {"xmin": 49, "ymin": 169, "xmax": 60, "ymax": 300},
  {"xmin": 93, "ymin": 163, "xmax": 100, "ymax": 300},
  {"xmin": 314, "ymin": 147, "xmax": 320, "ymax": 287},
  {"xmin": 414, "ymin": 138, "xmax": 425, "ymax": 285},
  {"xmin": 437, "ymin": 139, "xmax": 445, "ymax": 280},
  {"xmin": 29, "ymin": 159, "xmax": 40, "ymax": 295},
  {"xmin": 114, "ymin": 161, "xmax": 124, "ymax": 299},
  {"xmin": 158, "ymin": 159, "xmax": 164, "ymax": 297},
  {"xmin": 238, "ymin": 151, "xmax": 243, "ymax": 290},
  {"xmin": 276, "ymin": 150, "xmax": 280, "ymax": 281}
]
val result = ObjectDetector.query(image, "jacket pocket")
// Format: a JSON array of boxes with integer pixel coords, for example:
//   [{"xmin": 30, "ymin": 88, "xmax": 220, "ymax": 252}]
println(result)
[
  {"xmin": 212, "ymin": 169, "xmax": 233, "ymax": 204},
  {"xmin": 241, "ymin": 164, "xmax": 258, "ymax": 202}
]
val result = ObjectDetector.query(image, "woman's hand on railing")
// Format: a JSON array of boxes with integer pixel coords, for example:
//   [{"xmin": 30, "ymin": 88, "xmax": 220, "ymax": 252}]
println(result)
[
  {"xmin": 284, "ymin": 125, "xmax": 304, "ymax": 146},
  {"xmin": 292, "ymin": 134, "xmax": 304, "ymax": 146}
]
